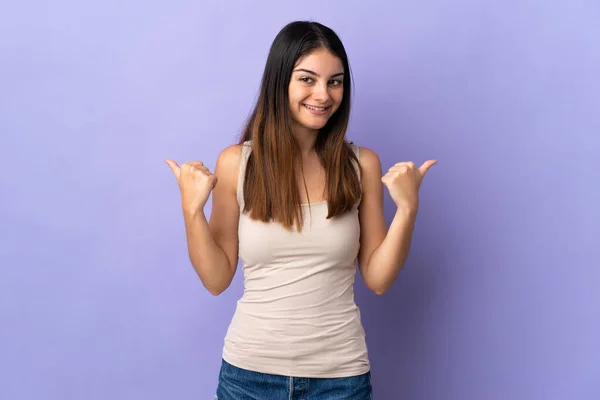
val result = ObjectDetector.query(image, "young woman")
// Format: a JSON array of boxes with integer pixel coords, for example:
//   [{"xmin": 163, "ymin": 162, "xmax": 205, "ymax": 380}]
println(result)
[{"xmin": 166, "ymin": 20, "xmax": 436, "ymax": 400}]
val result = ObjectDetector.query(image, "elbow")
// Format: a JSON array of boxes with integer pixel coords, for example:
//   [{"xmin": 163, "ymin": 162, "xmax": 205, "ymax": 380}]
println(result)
[
  {"xmin": 364, "ymin": 262, "xmax": 405, "ymax": 296},
  {"xmin": 191, "ymin": 260, "xmax": 233, "ymax": 296},
  {"xmin": 366, "ymin": 281, "xmax": 390, "ymax": 296},
  {"xmin": 201, "ymin": 278, "xmax": 230, "ymax": 296},
  {"xmin": 368, "ymin": 272, "xmax": 400, "ymax": 295},
  {"xmin": 206, "ymin": 284, "xmax": 227, "ymax": 296},
  {"xmin": 372, "ymin": 287, "xmax": 388, "ymax": 296}
]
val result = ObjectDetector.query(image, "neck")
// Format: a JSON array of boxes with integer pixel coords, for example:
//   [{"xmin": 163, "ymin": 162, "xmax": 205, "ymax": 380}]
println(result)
[{"xmin": 292, "ymin": 124, "xmax": 319, "ymax": 156}]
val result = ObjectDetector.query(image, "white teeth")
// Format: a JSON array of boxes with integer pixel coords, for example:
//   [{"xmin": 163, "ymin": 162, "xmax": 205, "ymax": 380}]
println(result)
[{"xmin": 304, "ymin": 104, "xmax": 327, "ymax": 111}]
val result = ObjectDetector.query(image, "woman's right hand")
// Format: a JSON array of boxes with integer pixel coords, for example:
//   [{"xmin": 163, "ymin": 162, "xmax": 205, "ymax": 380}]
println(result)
[{"xmin": 165, "ymin": 159, "xmax": 218, "ymax": 214}]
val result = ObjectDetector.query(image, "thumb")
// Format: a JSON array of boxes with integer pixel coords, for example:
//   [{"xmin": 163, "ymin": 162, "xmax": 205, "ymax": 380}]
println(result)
[
  {"xmin": 418, "ymin": 160, "xmax": 437, "ymax": 181},
  {"xmin": 164, "ymin": 159, "xmax": 181, "ymax": 179}
]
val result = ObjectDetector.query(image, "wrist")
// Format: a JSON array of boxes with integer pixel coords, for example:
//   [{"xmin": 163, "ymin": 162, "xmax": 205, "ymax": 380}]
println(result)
[
  {"xmin": 182, "ymin": 204, "xmax": 206, "ymax": 220},
  {"xmin": 395, "ymin": 204, "xmax": 418, "ymax": 216}
]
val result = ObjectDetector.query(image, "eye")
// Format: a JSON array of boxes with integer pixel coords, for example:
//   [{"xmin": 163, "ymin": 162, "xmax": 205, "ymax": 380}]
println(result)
[
  {"xmin": 329, "ymin": 79, "xmax": 343, "ymax": 87},
  {"xmin": 299, "ymin": 77, "xmax": 313, "ymax": 83}
]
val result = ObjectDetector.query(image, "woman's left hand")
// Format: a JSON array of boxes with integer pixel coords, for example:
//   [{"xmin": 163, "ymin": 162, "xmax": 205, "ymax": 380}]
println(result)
[{"xmin": 381, "ymin": 160, "xmax": 437, "ymax": 211}]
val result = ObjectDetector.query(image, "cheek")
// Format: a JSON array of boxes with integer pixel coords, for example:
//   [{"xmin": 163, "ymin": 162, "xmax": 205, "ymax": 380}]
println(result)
[
  {"xmin": 331, "ymin": 90, "xmax": 344, "ymax": 110},
  {"xmin": 288, "ymin": 84, "xmax": 308, "ymax": 104}
]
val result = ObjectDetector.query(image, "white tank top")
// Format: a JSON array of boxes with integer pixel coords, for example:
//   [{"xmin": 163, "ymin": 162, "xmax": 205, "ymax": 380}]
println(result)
[{"xmin": 222, "ymin": 140, "xmax": 370, "ymax": 378}]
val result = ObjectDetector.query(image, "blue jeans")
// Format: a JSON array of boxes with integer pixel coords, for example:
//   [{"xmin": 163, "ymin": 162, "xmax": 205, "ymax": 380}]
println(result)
[{"xmin": 216, "ymin": 359, "xmax": 372, "ymax": 399}]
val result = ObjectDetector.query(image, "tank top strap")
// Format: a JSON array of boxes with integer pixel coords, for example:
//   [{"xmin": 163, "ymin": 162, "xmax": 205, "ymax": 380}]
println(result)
[{"xmin": 236, "ymin": 140, "xmax": 253, "ymax": 209}]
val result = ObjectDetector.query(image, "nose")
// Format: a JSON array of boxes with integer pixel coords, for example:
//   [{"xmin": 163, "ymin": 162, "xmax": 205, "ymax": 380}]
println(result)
[{"xmin": 312, "ymin": 82, "xmax": 331, "ymax": 103}]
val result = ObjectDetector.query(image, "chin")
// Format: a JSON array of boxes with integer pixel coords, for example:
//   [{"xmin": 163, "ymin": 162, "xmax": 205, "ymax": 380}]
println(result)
[
  {"xmin": 303, "ymin": 121, "xmax": 328, "ymax": 130},
  {"xmin": 297, "ymin": 115, "xmax": 331, "ymax": 130}
]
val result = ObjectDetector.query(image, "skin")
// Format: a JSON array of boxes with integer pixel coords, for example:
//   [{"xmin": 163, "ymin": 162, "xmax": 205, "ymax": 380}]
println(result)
[
  {"xmin": 288, "ymin": 47, "xmax": 344, "ymax": 155},
  {"xmin": 287, "ymin": 48, "xmax": 345, "ymax": 203},
  {"xmin": 165, "ymin": 47, "xmax": 437, "ymax": 296}
]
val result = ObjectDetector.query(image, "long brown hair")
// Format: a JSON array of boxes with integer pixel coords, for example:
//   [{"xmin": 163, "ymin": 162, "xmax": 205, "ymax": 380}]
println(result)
[{"xmin": 239, "ymin": 21, "xmax": 361, "ymax": 231}]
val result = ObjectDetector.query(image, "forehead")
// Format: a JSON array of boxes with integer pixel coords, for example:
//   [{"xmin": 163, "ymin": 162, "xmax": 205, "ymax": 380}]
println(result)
[{"xmin": 293, "ymin": 48, "xmax": 344, "ymax": 73}]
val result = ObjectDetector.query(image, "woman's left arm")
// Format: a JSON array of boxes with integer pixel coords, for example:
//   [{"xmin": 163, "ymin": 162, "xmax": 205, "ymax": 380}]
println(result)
[{"xmin": 357, "ymin": 147, "xmax": 437, "ymax": 295}]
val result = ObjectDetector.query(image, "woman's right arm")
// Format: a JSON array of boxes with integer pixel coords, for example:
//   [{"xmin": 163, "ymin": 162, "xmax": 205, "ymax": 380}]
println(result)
[{"xmin": 166, "ymin": 144, "xmax": 242, "ymax": 295}]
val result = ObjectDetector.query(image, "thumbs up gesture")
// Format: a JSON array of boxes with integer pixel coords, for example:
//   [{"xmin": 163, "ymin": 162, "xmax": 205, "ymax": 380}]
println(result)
[
  {"xmin": 381, "ymin": 160, "xmax": 437, "ymax": 211},
  {"xmin": 165, "ymin": 159, "xmax": 218, "ymax": 214}
]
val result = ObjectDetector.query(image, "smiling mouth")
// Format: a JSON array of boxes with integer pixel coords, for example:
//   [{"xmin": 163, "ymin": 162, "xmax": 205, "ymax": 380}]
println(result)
[{"xmin": 303, "ymin": 103, "xmax": 330, "ymax": 112}]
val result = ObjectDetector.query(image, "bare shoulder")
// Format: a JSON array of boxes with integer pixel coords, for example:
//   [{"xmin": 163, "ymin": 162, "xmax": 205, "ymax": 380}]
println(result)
[
  {"xmin": 216, "ymin": 144, "xmax": 244, "ymax": 170},
  {"xmin": 357, "ymin": 146, "xmax": 382, "ymax": 175},
  {"xmin": 214, "ymin": 144, "xmax": 244, "ymax": 191},
  {"xmin": 355, "ymin": 146, "xmax": 383, "ymax": 205}
]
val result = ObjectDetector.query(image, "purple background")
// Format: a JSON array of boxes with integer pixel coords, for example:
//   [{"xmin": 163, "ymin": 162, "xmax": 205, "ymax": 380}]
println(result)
[{"xmin": 1, "ymin": 1, "xmax": 599, "ymax": 399}]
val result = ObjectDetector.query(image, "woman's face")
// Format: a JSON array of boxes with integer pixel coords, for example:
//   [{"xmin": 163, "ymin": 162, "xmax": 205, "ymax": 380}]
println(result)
[{"xmin": 288, "ymin": 47, "xmax": 345, "ymax": 133}]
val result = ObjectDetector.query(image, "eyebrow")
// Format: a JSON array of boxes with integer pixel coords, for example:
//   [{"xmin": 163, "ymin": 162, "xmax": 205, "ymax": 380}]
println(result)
[{"xmin": 292, "ymin": 68, "xmax": 344, "ymax": 78}]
